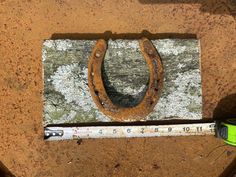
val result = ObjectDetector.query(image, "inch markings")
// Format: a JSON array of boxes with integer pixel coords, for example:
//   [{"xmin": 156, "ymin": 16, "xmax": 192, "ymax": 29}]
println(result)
[{"xmin": 45, "ymin": 123, "xmax": 216, "ymax": 141}]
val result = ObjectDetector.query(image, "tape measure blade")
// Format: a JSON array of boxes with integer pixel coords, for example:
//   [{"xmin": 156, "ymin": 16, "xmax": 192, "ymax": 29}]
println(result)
[{"xmin": 45, "ymin": 123, "xmax": 216, "ymax": 141}]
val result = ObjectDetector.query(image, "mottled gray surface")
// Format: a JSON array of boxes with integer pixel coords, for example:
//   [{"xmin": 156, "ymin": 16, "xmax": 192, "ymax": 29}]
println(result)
[{"xmin": 42, "ymin": 39, "xmax": 202, "ymax": 125}]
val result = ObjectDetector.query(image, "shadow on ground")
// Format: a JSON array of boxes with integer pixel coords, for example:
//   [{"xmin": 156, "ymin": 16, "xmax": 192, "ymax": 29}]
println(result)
[
  {"xmin": 219, "ymin": 157, "xmax": 236, "ymax": 177},
  {"xmin": 138, "ymin": 0, "xmax": 236, "ymax": 15},
  {"xmin": 213, "ymin": 93, "xmax": 236, "ymax": 121},
  {"xmin": 0, "ymin": 161, "xmax": 15, "ymax": 177},
  {"xmin": 51, "ymin": 31, "xmax": 197, "ymax": 40}
]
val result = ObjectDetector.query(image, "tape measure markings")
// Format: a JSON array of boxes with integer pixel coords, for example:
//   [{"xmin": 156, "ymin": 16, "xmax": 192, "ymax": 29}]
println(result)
[{"xmin": 45, "ymin": 123, "xmax": 216, "ymax": 141}]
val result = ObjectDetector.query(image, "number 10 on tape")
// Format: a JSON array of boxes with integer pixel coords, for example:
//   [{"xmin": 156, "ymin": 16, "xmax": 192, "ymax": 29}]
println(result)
[{"xmin": 44, "ymin": 123, "xmax": 215, "ymax": 141}]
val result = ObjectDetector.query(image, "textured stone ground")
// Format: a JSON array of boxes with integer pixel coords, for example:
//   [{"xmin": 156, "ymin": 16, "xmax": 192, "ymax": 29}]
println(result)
[{"xmin": 0, "ymin": 1, "xmax": 236, "ymax": 177}]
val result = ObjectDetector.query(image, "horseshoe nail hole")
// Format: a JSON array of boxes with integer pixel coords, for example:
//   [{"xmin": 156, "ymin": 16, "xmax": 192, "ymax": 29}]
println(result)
[
  {"xmin": 148, "ymin": 49, "xmax": 153, "ymax": 55},
  {"xmin": 94, "ymin": 90, "xmax": 99, "ymax": 96},
  {"xmin": 95, "ymin": 50, "xmax": 101, "ymax": 58},
  {"xmin": 150, "ymin": 100, "xmax": 154, "ymax": 105}
]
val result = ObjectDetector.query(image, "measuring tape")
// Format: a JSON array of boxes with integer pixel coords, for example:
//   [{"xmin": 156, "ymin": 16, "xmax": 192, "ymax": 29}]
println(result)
[
  {"xmin": 216, "ymin": 119, "xmax": 236, "ymax": 146},
  {"xmin": 44, "ymin": 120, "xmax": 236, "ymax": 146}
]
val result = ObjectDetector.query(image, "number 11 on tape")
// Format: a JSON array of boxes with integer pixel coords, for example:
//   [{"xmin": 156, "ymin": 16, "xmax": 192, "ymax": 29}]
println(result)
[{"xmin": 44, "ymin": 123, "xmax": 216, "ymax": 141}]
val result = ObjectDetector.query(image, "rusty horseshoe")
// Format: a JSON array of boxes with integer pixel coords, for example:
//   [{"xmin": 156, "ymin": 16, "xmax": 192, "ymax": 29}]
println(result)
[{"xmin": 88, "ymin": 38, "xmax": 164, "ymax": 121}]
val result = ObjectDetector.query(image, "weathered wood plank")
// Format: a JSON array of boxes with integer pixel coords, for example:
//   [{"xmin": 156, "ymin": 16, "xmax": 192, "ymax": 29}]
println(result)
[{"xmin": 43, "ymin": 39, "xmax": 202, "ymax": 125}]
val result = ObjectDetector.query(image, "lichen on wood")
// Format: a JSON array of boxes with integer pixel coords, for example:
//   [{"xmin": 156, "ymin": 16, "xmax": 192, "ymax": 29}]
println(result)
[{"xmin": 42, "ymin": 39, "xmax": 202, "ymax": 125}]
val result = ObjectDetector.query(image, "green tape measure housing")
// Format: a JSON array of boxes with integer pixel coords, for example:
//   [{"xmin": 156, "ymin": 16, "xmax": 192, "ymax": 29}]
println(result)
[{"xmin": 218, "ymin": 119, "xmax": 236, "ymax": 146}]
